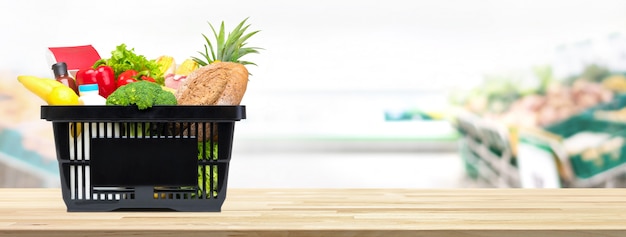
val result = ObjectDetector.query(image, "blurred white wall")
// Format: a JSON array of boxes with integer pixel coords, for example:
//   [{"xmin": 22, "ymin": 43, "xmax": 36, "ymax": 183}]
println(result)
[{"xmin": 2, "ymin": 0, "xmax": 626, "ymax": 85}]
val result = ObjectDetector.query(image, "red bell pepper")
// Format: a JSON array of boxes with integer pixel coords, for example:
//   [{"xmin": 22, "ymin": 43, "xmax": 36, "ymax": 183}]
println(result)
[
  {"xmin": 75, "ymin": 69, "xmax": 97, "ymax": 85},
  {"xmin": 76, "ymin": 65, "xmax": 116, "ymax": 98}
]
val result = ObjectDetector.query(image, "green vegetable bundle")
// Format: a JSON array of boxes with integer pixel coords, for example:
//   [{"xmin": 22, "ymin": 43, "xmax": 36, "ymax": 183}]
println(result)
[
  {"xmin": 94, "ymin": 44, "xmax": 165, "ymax": 85},
  {"xmin": 105, "ymin": 80, "xmax": 176, "ymax": 110}
]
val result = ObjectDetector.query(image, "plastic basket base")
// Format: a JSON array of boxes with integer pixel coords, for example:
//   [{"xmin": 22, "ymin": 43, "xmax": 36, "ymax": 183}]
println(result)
[
  {"xmin": 63, "ymin": 186, "xmax": 228, "ymax": 212},
  {"xmin": 65, "ymin": 198, "xmax": 226, "ymax": 212}
]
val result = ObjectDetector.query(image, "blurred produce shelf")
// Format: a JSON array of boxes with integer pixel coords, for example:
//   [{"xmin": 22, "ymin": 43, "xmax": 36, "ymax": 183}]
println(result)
[
  {"xmin": 456, "ymin": 112, "xmax": 520, "ymax": 188},
  {"xmin": 455, "ymin": 93, "xmax": 626, "ymax": 188}
]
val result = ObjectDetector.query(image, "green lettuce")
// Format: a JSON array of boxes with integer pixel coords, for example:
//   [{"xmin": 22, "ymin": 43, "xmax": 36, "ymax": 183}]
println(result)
[
  {"xmin": 197, "ymin": 141, "xmax": 219, "ymax": 197},
  {"xmin": 94, "ymin": 44, "xmax": 164, "ymax": 85}
]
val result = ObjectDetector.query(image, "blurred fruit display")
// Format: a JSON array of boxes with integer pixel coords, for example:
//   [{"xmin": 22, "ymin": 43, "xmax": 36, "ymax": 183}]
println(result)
[
  {"xmin": 456, "ymin": 64, "xmax": 624, "ymax": 128},
  {"xmin": 453, "ymin": 64, "xmax": 626, "ymax": 188}
]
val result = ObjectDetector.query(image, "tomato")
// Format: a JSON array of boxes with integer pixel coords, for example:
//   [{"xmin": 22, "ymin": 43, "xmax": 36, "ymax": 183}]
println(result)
[
  {"xmin": 140, "ymin": 75, "xmax": 156, "ymax": 83},
  {"xmin": 115, "ymin": 69, "xmax": 157, "ymax": 87},
  {"xmin": 117, "ymin": 70, "xmax": 138, "ymax": 88},
  {"xmin": 117, "ymin": 77, "xmax": 136, "ymax": 88}
]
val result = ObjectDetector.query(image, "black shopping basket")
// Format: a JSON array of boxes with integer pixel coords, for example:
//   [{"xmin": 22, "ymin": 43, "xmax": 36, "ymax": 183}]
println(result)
[{"xmin": 41, "ymin": 105, "xmax": 246, "ymax": 212}]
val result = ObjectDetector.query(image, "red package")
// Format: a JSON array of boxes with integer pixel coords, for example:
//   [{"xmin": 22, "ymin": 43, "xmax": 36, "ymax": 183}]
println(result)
[{"xmin": 48, "ymin": 45, "xmax": 101, "ymax": 72}]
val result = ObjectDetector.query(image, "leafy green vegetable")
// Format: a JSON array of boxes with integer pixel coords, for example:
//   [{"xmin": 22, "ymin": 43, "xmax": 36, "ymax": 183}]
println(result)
[
  {"xmin": 105, "ymin": 81, "xmax": 177, "ymax": 110},
  {"xmin": 94, "ymin": 44, "xmax": 165, "ymax": 85},
  {"xmin": 197, "ymin": 141, "xmax": 218, "ymax": 197}
]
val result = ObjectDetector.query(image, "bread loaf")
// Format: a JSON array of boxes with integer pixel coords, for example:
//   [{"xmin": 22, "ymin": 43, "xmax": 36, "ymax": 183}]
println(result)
[{"xmin": 175, "ymin": 62, "xmax": 249, "ymax": 105}]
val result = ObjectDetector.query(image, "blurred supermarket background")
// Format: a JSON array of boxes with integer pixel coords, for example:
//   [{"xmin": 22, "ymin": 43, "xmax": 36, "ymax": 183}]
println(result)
[{"xmin": 2, "ymin": 0, "xmax": 626, "ymax": 188}]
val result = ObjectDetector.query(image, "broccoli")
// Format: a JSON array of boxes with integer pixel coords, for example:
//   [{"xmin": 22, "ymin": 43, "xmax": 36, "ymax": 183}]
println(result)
[{"xmin": 106, "ymin": 81, "xmax": 177, "ymax": 110}]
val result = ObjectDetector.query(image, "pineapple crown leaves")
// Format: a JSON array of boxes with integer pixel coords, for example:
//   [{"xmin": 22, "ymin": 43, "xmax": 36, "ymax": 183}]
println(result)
[{"xmin": 192, "ymin": 17, "xmax": 263, "ymax": 67}]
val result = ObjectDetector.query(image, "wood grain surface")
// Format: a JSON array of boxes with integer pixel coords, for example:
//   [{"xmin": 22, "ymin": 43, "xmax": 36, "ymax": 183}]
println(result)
[{"xmin": 0, "ymin": 188, "xmax": 625, "ymax": 237}]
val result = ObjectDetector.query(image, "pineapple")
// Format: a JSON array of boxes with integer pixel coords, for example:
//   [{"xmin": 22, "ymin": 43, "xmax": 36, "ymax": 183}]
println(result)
[
  {"xmin": 176, "ymin": 18, "xmax": 261, "ymax": 106},
  {"xmin": 191, "ymin": 17, "xmax": 261, "ymax": 67}
]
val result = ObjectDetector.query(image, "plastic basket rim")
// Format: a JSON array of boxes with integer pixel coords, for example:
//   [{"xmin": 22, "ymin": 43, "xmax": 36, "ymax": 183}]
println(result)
[{"xmin": 40, "ymin": 105, "xmax": 246, "ymax": 122}]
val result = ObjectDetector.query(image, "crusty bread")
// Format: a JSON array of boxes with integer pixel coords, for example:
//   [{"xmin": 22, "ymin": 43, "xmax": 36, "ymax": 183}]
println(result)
[{"xmin": 175, "ymin": 62, "xmax": 249, "ymax": 105}]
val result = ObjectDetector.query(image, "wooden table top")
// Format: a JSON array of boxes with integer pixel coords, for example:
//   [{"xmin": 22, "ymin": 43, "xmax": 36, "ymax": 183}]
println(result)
[{"xmin": 0, "ymin": 188, "xmax": 625, "ymax": 237}]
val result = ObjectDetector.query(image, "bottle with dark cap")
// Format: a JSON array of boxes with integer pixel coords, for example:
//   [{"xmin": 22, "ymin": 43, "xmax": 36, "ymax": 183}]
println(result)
[{"xmin": 51, "ymin": 62, "xmax": 79, "ymax": 95}]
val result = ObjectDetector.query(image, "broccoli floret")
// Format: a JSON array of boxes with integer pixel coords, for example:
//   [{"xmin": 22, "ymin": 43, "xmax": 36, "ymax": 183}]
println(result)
[
  {"xmin": 155, "ymin": 88, "xmax": 178, "ymax": 106},
  {"xmin": 106, "ymin": 81, "xmax": 177, "ymax": 110}
]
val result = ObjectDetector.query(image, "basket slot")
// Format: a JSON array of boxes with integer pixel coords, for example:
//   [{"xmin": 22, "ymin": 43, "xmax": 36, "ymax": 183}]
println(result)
[
  {"xmin": 198, "ymin": 122, "xmax": 218, "ymax": 199},
  {"xmin": 119, "ymin": 122, "xmax": 152, "ymax": 138},
  {"xmin": 204, "ymin": 165, "xmax": 217, "ymax": 199},
  {"xmin": 153, "ymin": 187, "xmax": 197, "ymax": 200},
  {"xmin": 92, "ymin": 187, "xmax": 133, "ymax": 200}
]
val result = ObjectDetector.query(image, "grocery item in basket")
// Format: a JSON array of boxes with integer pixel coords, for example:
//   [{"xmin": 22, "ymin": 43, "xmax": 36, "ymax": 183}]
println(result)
[
  {"xmin": 175, "ymin": 59, "xmax": 200, "ymax": 76},
  {"xmin": 17, "ymin": 75, "xmax": 79, "ymax": 105},
  {"xmin": 176, "ymin": 62, "xmax": 249, "ymax": 105},
  {"xmin": 93, "ymin": 44, "xmax": 164, "ymax": 84},
  {"xmin": 106, "ymin": 81, "xmax": 176, "ymax": 110},
  {"xmin": 177, "ymin": 18, "xmax": 261, "ymax": 106},
  {"xmin": 156, "ymin": 56, "xmax": 176, "ymax": 76},
  {"xmin": 163, "ymin": 59, "xmax": 199, "ymax": 90},
  {"xmin": 78, "ymin": 84, "xmax": 106, "ymax": 105},
  {"xmin": 75, "ymin": 65, "xmax": 117, "ymax": 98},
  {"xmin": 51, "ymin": 62, "xmax": 79, "ymax": 95}
]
